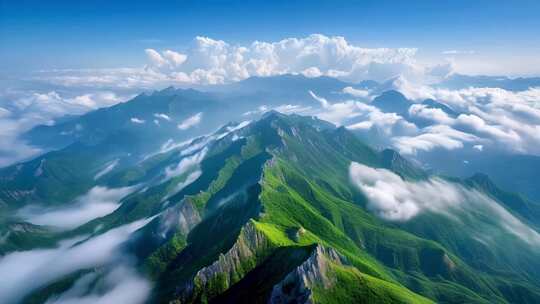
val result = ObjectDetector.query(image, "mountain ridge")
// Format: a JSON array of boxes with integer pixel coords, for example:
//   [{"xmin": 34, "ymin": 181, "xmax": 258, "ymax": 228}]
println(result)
[{"xmin": 2, "ymin": 86, "xmax": 540, "ymax": 303}]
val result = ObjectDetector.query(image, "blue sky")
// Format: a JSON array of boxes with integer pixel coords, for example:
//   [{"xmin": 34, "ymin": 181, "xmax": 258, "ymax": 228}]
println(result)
[
  {"xmin": 1, "ymin": 1, "xmax": 540, "ymax": 169},
  {"xmin": 1, "ymin": 0, "xmax": 540, "ymax": 76}
]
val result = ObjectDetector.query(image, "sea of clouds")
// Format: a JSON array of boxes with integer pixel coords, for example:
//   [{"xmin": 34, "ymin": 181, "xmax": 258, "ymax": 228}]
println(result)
[
  {"xmin": 2, "ymin": 34, "xmax": 539, "ymax": 167},
  {"xmin": 0, "ymin": 219, "xmax": 152, "ymax": 304},
  {"xmin": 303, "ymin": 80, "xmax": 540, "ymax": 157},
  {"xmin": 17, "ymin": 186, "xmax": 135, "ymax": 230}
]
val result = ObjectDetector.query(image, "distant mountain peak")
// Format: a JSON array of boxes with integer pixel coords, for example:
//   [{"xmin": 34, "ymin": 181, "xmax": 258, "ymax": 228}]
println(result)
[{"xmin": 371, "ymin": 90, "xmax": 411, "ymax": 115}]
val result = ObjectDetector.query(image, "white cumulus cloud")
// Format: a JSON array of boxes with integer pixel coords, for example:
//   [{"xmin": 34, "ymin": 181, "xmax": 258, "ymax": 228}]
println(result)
[
  {"xmin": 342, "ymin": 86, "xmax": 371, "ymax": 99},
  {"xmin": 395, "ymin": 80, "xmax": 540, "ymax": 155},
  {"xmin": 38, "ymin": 34, "xmax": 444, "ymax": 88},
  {"xmin": 392, "ymin": 125, "xmax": 478, "ymax": 155},
  {"xmin": 162, "ymin": 50, "xmax": 188, "ymax": 66},
  {"xmin": 408, "ymin": 104, "xmax": 454, "ymax": 124},
  {"xmin": 145, "ymin": 49, "xmax": 168, "ymax": 67}
]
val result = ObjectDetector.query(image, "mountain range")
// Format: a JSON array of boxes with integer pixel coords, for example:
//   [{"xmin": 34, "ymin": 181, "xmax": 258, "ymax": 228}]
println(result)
[{"xmin": 1, "ymin": 75, "xmax": 540, "ymax": 304}]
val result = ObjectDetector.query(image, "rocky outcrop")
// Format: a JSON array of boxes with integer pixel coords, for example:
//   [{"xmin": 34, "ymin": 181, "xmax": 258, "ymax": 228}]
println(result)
[
  {"xmin": 268, "ymin": 245, "xmax": 348, "ymax": 304},
  {"xmin": 159, "ymin": 199, "xmax": 201, "ymax": 238},
  {"xmin": 380, "ymin": 149, "xmax": 426, "ymax": 180},
  {"xmin": 0, "ymin": 189, "xmax": 35, "ymax": 203},
  {"xmin": 176, "ymin": 199, "xmax": 201, "ymax": 235},
  {"xmin": 181, "ymin": 221, "xmax": 274, "ymax": 302},
  {"xmin": 287, "ymin": 226, "xmax": 306, "ymax": 242},
  {"xmin": 7, "ymin": 222, "xmax": 47, "ymax": 233}
]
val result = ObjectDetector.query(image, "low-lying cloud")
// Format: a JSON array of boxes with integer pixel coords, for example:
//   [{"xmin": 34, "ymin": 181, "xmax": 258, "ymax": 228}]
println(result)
[
  {"xmin": 164, "ymin": 147, "xmax": 207, "ymax": 180},
  {"xmin": 177, "ymin": 112, "xmax": 202, "ymax": 130},
  {"xmin": 342, "ymin": 86, "xmax": 371, "ymax": 99},
  {"xmin": 0, "ymin": 218, "xmax": 151, "ymax": 303},
  {"xmin": 392, "ymin": 125, "xmax": 479, "ymax": 155},
  {"xmin": 165, "ymin": 170, "xmax": 202, "ymax": 202},
  {"xmin": 349, "ymin": 162, "xmax": 540, "ymax": 246},
  {"xmin": 162, "ymin": 120, "xmax": 252, "ymax": 182},
  {"xmin": 94, "ymin": 159, "xmax": 120, "ymax": 180},
  {"xmin": 302, "ymin": 76, "xmax": 540, "ymax": 157},
  {"xmin": 3, "ymin": 34, "xmax": 539, "ymax": 165},
  {"xmin": 0, "ymin": 89, "xmax": 131, "ymax": 167},
  {"xmin": 243, "ymin": 105, "xmax": 312, "ymax": 117},
  {"xmin": 44, "ymin": 264, "xmax": 151, "ymax": 304},
  {"xmin": 308, "ymin": 91, "xmax": 417, "ymax": 137},
  {"xmin": 394, "ymin": 77, "xmax": 540, "ymax": 155},
  {"xmin": 17, "ymin": 186, "xmax": 135, "ymax": 229}
]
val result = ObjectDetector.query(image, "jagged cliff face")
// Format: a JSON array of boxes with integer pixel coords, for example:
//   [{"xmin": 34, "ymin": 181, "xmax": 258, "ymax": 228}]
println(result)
[
  {"xmin": 162, "ymin": 113, "xmax": 540, "ymax": 304},
  {"xmin": 151, "ymin": 198, "xmax": 202, "ymax": 244},
  {"xmin": 168, "ymin": 199, "xmax": 202, "ymax": 236},
  {"xmin": 269, "ymin": 245, "xmax": 348, "ymax": 304},
  {"xmin": 180, "ymin": 221, "xmax": 273, "ymax": 302}
]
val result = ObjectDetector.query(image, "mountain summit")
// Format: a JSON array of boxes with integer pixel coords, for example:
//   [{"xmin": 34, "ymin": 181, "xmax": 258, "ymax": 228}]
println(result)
[{"xmin": 2, "ymin": 92, "xmax": 540, "ymax": 304}]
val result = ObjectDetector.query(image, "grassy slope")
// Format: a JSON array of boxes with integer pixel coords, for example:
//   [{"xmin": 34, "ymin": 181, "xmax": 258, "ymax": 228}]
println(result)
[
  {"xmin": 159, "ymin": 115, "xmax": 437, "ymax": 303},
  {"xmin": 147, "ymin": 114, "xmax": 540, "ymax": 303},
  {"xmin": 313, "ymin": 261, "xmax": 434, "ymax": 304},
  {"xmin": 259, "ymin": 158, "xmax": 503, "ymax": 304},
  {"xmin": 248, "ymin": 114, "xmax": 539, "ymax": 303},
  {"xmin": 14, "ymin": 113, "xmax": 540, "ymax": 304}
]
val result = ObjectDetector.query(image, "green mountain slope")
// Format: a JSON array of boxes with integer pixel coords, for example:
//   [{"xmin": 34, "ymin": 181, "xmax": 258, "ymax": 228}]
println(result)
[
  {"xmin": 3, "ymin": 111, "xmax": 540, "ymax": 304},
  {"xmin": 131, "ymin": 112, "xmax": 540, "ymax": 303}
]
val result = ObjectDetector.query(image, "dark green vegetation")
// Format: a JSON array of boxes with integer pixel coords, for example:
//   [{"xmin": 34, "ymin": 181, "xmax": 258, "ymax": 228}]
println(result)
[
  {"xmin": 0, "ymin": 220, "xmax": 58, "ymax": 254},
  {"xmin": 2, "ymin": 105, "xmax": 540, "ymax": 303}
]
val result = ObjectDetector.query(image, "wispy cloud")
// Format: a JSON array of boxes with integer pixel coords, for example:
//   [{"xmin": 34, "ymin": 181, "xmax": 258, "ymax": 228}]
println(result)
[
  {"xmin": 17, "ymin": 186, "xmax": 135, "ymax": 229},
  {"xmin": 177, "ymin": 112, "xmax": 202, "ymax": 130},
  {"xmin": 164, "ymin": 147, "xmax": 207, "ymax": 180},
  {"xmin": 95, "ymin": 159, "xmax": 120, "ymax": 180},
  {"xmin": 395, "ymin": 78, "xmax": 540, "ymax": 155},
  {"xmin": 442, "ymin": 50, "xmax": 476, "ymax": 55},
  {"xmin": 45, "ymin": 264, "xmax": 151, "ymax": 304},
  {"xmin": 0, "ymin": 89, "xmax": 131, "ymax": 167},
  {"xmin": 0, "ymin": 218, "xmax": 151, "ymax": 303},
  {"xmin": 349, "ymin": 162, "xmax": 540, "ymax": 246},
  {"xmin": 392, "ymin": 125, "xmax": 479, "ymax": 155},
  {"xmin": 307, "ymin": 91, "xmax": 417, "ymax": 136},
  {"xmin": 154, "ymin": 113, "xmax": 171, "ymax": 121},
  {"xmin": 243, "ymin": 104, "xmax": 312, "ymax": 116},
  {"xmin": 130, "ymin": 117, "xmax": 145, "ymax": 124}
]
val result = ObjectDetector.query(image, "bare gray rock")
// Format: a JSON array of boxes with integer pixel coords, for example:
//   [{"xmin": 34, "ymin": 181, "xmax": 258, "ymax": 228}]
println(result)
[{"xmin": 268, "ymin": 245, "xmax": 348, "ymax": 304}]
